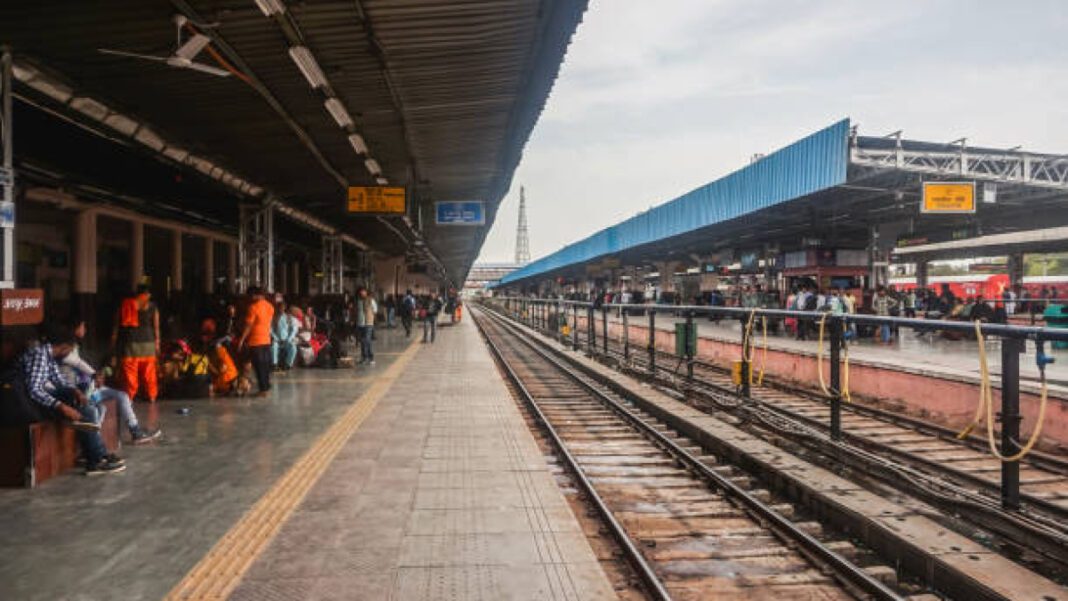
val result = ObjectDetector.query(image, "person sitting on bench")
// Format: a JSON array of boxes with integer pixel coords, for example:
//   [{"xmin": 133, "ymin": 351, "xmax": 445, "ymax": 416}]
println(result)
[
  {"xmin": 18, "ymin": 335, "xmax": 126, "ymax": 476},
  {"xmin": 57, "ymin": 320, "xmax": 161, "ymax": 444}
]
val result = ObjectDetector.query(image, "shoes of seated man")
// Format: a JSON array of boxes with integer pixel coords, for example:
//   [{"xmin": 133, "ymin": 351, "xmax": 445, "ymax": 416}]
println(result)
[
  {"xmin": 67, "ymin": 419, "xmax": 101, "ymax": 433},
  {"xmin": 131, "ymin": 427, "xmax": 163, "ymax": 445},
  {"xmin": 86, "ymin": 457, "xmax": 126, "ymax": 476}
]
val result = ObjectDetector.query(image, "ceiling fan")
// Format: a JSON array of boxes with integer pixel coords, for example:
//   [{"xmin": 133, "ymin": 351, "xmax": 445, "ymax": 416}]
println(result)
[{"xmin": 98, "ymin": 15, "xmax": 231, "ymax": 78}]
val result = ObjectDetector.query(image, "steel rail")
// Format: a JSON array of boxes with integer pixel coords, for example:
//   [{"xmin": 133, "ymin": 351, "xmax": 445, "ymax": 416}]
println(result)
[
  {"xmin": 493, "ymin": 303, "xmax": 1068, "ymax": 571},
  {"xmin": 471, "ymin": 309, "xmax": 674, "ymax": 601},
  {"xmin": 475, "ymin": 307, "xmax": 905, "ymax": 601}
]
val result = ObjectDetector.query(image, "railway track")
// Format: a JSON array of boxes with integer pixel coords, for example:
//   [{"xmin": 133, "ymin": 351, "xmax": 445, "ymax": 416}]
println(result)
[
  {"xmin": 473, "ymin": 307, "xmax": 909, "ymax": 601},
  {"xmin": 484, "ymin": 302, "xmax": 1068, "ymax": 578}
]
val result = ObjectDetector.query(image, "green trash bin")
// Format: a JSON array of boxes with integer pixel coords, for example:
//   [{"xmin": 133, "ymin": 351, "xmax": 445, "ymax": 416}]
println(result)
[
  {"xmin": 1044, "ymin": 304, "xmax": 1068, "ymax": 349},
  {"xmin": 675, "ymin": 322, "xmax": 697, "ymax": 357}
]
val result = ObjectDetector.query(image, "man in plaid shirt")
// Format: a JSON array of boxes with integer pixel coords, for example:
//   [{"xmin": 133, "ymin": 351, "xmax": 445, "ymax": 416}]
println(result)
[{"xmin": 18, "ymin": 336, "xmax": 125, "ymax": 475}]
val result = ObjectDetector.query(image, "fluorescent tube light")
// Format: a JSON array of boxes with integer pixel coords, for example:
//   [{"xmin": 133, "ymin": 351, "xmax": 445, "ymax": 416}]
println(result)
[
  {"xmin": 70, "ymin": 97, "xmax": 109, "ymax": 120},
  {"xmin": 27, "ymin": 78, "xmax": 74, "ymax": 103},
  {"xmin": 162, "ymin": 146, "xmax": 189, "ymax": 162},
  {"xmin": 134, "ymin": 127, "xmax": 165, "ymax": 151},
  {"xmin": 375, "ymin": 177, "xmax": 388, "ymax": 185},
  {"xmin": 254, "ymin": 0, "xmax": 286, "ymax": 16},
  {"xmin": 103, "ymin": 113, "xmax": 139, "ymax": 136},
  {"xmin": 364, "ymin": 158, "xmax": 381, "ymax": 176},
  {"xmin": 324, "ymin": 98, "xmax": 353, "ymax": 128},
  {"xmin": 348, "ymin": 133, "xmax": 368, "ymax": 155},
  {"xmin": 288, "ymin": 46, "xmax": 327, "ymax": 89}
]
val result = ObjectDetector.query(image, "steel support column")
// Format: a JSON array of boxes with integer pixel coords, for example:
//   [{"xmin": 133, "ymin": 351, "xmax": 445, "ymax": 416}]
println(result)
[
  {"xmin": 0, "ymin": 47, "xmax": 14, "ymax": 289},
  {"xmin": 239, "ymin": 202, "xmax": 275, "ymax": 292},
  {"xmin": 321, "ymin": 235, "xmax": 343, "ymax": 295}
]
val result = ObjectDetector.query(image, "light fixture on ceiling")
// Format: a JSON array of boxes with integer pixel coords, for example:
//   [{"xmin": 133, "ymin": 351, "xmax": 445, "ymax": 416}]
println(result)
[
  {"xmin": 254, "ymin": 0, "xmax": 286, "ymax": 16},
  {"xmin": 375, "ymin": 177, "xmax": 388, "ymax": 185},
  {"xmin": 288, "ymin": 46, "xmax": 327, "ymax": 89},
  {"xmin": 364, "ymin": 158, "xmax": 381, "ymax": 176},
  {"xmin": 103, "ymin": 113, "xmax": 139, "ymax": 136},
  {"xmin": 162, "ymin": 146, "xmax": 189, "ymax": 163},
  {"xmin": 134, "ymin": 127, "xmax": 165, "ymax": 152},
  {"xmin": 324, "ymin": 97, "xmax": 353, "ymax": 128},
  {"xmin": 348, "ymin": 133, "xmax": 368, "ymax": 155},
  {"xmin": 70, "ymin": 97, "xmax": 109, "ymax": 121}
]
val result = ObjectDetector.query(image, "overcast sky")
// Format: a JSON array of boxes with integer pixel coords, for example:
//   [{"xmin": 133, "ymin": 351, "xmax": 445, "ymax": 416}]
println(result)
[{"xmin": 475, "ymin": 0, "xmax": 1068, "ymax": 264}]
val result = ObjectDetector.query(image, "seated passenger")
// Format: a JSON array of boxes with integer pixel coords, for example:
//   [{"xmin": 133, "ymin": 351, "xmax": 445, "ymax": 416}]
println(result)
[
  {"xmin": 59, "ymin": 321, "xmax": 161, "ymax": 444},
  {"xmin": 18, "ymin": 335, "xmax": 125, "ymax": 475},
  {"xmin": 271, "ymin": 304, "xmax": 300, "ymax": 371}
]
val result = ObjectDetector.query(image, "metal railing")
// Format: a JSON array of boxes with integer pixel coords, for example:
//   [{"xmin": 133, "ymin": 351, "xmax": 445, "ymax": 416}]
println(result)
[{"xmin": 494, "ymin": 297, "xmax": 1068, "ymax": 510}]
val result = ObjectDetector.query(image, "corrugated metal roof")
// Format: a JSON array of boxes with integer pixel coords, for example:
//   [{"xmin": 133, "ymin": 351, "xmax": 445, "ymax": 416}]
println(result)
[
  {"xmin": 500, "ymin": 119, "xmax": 851, "ymax": 285},
  {"xmin": 0, "ymin": 0, "xmax": 588, "ymax": 284}
]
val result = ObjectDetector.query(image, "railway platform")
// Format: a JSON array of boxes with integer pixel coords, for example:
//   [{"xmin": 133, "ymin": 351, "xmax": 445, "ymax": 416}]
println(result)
[{"xmin": 0, "ymin": 323, "xmax": 616, "ymax": 601}]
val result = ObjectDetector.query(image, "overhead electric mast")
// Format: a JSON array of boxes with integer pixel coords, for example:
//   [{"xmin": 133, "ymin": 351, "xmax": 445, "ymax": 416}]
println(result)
[{"xmin": 515, "ymin": 186, "xmax": 530, "ymax": 265}]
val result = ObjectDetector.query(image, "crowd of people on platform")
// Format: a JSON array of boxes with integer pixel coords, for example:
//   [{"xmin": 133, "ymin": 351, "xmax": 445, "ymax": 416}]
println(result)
[
  {"xmin": 1, "ymin": 283, "xmax": 463, "ymax": 477},
  {"xmin": 524, "ymin": 279, "xmax": 1061, "ymax": 347}
]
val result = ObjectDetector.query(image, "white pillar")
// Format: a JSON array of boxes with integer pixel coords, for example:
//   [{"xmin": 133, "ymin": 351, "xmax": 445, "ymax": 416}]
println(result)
[
  {"xmin": 130, "ymin": 220, "xmax": 144, "ymax": 290},
  {"xmin": 171, "ymin": 230, "xmax": 183, "ymax": 292},
  {"xmin": 73, "ymin": 210, "xmax": 97, "ymax": 294},
  {"xmin": 203, "ymin": 237, "xmax": 215, "ymax": 294}
]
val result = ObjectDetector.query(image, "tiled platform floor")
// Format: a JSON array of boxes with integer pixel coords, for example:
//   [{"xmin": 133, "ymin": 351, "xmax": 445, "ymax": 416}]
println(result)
[
  {"xmin": 0, "ymin": 321, "xmax": 614, "ymax": 600},
  {"xmin": 226, "ymin": 318, "xmax": 615, "ymax": 600}
]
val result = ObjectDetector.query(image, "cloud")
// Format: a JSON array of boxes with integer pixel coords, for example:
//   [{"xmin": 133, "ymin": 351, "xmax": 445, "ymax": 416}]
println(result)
[{"xmin": 477, "ymin": 0, "xmax": 1068, "ymax": 264}]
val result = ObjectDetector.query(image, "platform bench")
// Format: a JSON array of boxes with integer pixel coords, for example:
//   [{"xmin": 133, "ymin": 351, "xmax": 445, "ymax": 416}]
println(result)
[{"xmin": 0, "ymin": 398, "xmax": 121, "ymax": 487}]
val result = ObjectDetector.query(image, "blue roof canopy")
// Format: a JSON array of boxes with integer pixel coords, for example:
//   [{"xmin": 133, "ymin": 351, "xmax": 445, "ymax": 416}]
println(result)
[{"xmin": 500, "ymin": 119, "xmax": 851, "ymax": 285}]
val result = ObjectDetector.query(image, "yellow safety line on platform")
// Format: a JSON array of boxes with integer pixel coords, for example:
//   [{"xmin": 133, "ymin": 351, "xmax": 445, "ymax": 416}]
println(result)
[{"xmin": 164, "ymin": 338, "xmax": 421, "ymax": 601}]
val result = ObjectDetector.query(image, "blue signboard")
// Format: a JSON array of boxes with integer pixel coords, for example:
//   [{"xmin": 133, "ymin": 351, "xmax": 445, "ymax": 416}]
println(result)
[{"xmin": 435, "ymin": 201, "xmax": 485, "ymax": 226}]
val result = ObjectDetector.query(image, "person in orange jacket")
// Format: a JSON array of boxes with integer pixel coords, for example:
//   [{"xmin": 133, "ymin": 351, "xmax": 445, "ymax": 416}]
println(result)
[{"xmin": 111, "ymin": 285, "xmax": 161, "ymax": 402}]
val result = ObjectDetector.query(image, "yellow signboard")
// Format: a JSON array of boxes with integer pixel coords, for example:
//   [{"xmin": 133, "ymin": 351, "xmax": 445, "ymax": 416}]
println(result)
[
  {"xmin": 922, "ymin": 182, "xmax": 975, "ymax": 214},
  {"xmin": 347, "ymin": 186, "xmax": 406, "ymax": 214}
]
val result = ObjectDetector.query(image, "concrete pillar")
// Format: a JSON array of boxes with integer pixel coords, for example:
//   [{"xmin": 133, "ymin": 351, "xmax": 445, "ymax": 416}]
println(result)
[
  {"xmin": 130, "ymin": 220, "xmax": 144, "ymax": 290},
  {"xmin": 227, "ymin": 242, "xmax": 237, "ymax": 294},
  {"xmin": 278, "ymin": 260, "xmax": 288, "ymax": 295},
  {"xmin": 171, "ymin": 230, "xmax": 183, "ymax": 293},
  {"xmin": 203, "ymin": 237, "xmax": 215, "ymax": 295},
  {"xmin": 72, "ymin": 210, "xmax": 98, "ymax": 328},
  {"xmin": 72, "ymin": 210, "xmax": 97, "ymax": 294},
  {"xmin": 915, "ymin": 260, "xmax": 929, "ymax": 290},
  {"xmin": 291, "ymin": 262, "xmax": 301, "ymax": 296}
]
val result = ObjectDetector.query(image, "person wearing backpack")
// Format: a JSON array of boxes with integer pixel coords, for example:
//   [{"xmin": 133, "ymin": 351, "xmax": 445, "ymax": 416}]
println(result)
[
  {"xmin": 400, "ymin": 289, "xmax": 416, "ymax": 338},
  {"xmin": 422, "ymin": 293, "xmax": 443, "ymax": 344}
]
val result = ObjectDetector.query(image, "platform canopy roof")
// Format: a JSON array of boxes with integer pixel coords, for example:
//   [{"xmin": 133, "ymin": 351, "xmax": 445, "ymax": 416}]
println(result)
[
  {"xmin": 500, "ymin": 118, "xmax": 1068, "ymax": 287},
  {"xmin": 1, "ymin": 0, "xmax": 587, "ymax": 285}
]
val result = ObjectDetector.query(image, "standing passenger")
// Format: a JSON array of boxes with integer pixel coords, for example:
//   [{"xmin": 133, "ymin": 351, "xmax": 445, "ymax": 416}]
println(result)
[
  {"xmin": 423, "ymin": 293, "xmax": 443, "ymax": 344},
  {"xmin": 356, "ymin": 287, "xmax": 378, "ymax": 365},
  {"xmin": 238, "ymin": 287, "xmax": 275, "ymax": 397},
  {"xmin": 400, "ymin": 289, "xmax": 416, "ymax": 337},
  {"xmin": 111, "ymin": 285, "xmax": 160, "ymax": 403}
]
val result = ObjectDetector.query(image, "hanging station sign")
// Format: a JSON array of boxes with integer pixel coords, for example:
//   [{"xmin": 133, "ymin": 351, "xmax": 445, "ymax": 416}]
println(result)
[
  {"xmin": 347, "ymin": 186, "xmax": 406, "ymax": 214},
  {"xmin": 921, "ymin": 181, "xmax": 976, "ymax": 214},
  {"xmin": 435, "ymin": 201, "xmax": 485, "ymax": 225}
]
